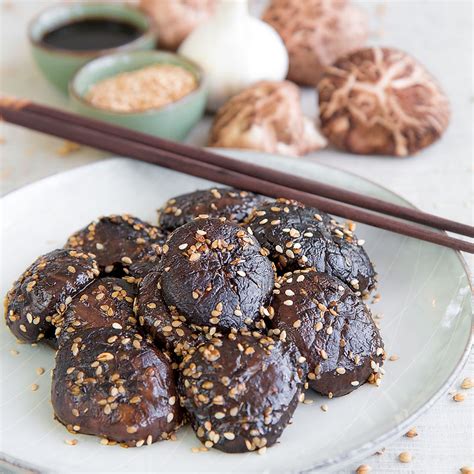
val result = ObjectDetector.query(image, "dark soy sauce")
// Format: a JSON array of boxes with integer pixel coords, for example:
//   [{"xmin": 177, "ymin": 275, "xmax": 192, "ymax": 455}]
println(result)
[{"xmin": 41, "ymin": 18, "xmax": 143, "ymax": 51}]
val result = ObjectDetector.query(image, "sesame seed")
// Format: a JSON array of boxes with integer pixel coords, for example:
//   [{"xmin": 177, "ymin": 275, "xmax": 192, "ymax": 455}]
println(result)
[
  {"xmin": 320, "ymin": 404, "xmax": 328, "ymax": 412},
  {"xmin": 453, "ymin": 392, "xmax": 466, "ymax": 402},
  {"xmin": 121, "ymin": 257, "xmax": 132, "ymax": 265},
  {"xmin": 351, "ymin": 381, "xmax": 360, "ymax": 386},
  {"xmin": 97, "ymin": 352, "xmax": 114, "ymax": 361},
  {"xmin": 31, "ymin": 383, "xmax": 39, "ymax": 391},
  {"xmin": 275, "ymin": 245, "xmax": 284, "ymax": 253},
  {"xmin": 285, "ymin": 289, "xmax": 295, "ymax": 296},
  {"xmin": 223, "ymin": 432, "xmax": 235, "ymax": 440},
  {"xmin": 283, "ymin": 300, "xmax": 293, "ymax": 306},
  {"xmin": 356, "ymin": 465, "xmax": 371, "ymax": 474},
  {"xmin": 65, "ymin": 439, "xmax": 78, "ymax": 446},
  {"xmin": 169, "ymin": 396, "xmax": 176, "ymax": 405},
  {"xmin": 398, "ymin": 451, "xmax": 412, "ymax": 463},
  {"xmin": 167, "ymin": 413, "xmax": 174, "ymax": 423},
  {"xmin": 389, "ymin": 354, "xmax": 399, "ymax": 361},
  {"xmin": 405, "ymin": 428, "xmax": 418, "ymax": 438},
  {"xmin": 461, "ymin": 377, "xmax": 473, "ymax": 390},
  {"xmin": 100, "ymin": 438, "xmax": 109, "ymax": 445},
  {"xmin": 258, "ymin": 447, "xmax": 267, "ymax": 455},
  {"xmin": 314, "ymin": 322, "xmax": 323, "ymax": 332},
  {"xmin": 336, "ymin": 367, "xmax": 346, "ymax": 375},
  {"xmin": 292, "ymin": 319, "xmax": 301, "ymax": 328},
  {"xmin": 320, "ymin": 349, "xmax": 328, "ymax": 360},
  {"xmin": 112, "ymin": 323, "xmax": 122, "ymax": 330},
  {"xmin": 126, "ymin": 426, "xmax": 138, "ymax": 434},
  {"xmin": 237, "ymin": 270, "xmax": 246, "ymax": 277},
  {"xmin": 178, "ymin": 243, "xmax": 188, "ymax": 250},
  {"xmin": 10, "ymin": 349, "xmax": 19, "ymax": 356}
]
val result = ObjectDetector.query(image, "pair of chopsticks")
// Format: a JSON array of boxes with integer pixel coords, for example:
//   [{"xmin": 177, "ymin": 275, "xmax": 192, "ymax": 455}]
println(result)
[{"xmin": 1, "ymin": 96, "xmax": 473, "ymax": 254}]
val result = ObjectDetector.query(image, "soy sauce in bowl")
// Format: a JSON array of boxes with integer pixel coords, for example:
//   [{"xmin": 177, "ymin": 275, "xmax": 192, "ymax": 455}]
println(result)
[{"xmin": 41, "ymin": 18, "xmax": 143, "ymax": 51}]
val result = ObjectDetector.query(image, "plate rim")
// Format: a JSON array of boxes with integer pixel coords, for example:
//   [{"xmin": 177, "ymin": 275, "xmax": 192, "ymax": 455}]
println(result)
[{"xmin": 1, "ymin": 156, "xmax": 472, "ymax": 473}]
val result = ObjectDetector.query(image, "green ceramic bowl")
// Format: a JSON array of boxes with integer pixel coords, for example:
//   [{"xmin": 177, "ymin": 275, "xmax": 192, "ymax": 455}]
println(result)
[
  {"xmin": 69, "ymin": 50, "xmax": 207, "ymax": 141},
  {"xmin": 28, "ymin": 3, "xmax": 157, "ymax": 93}
]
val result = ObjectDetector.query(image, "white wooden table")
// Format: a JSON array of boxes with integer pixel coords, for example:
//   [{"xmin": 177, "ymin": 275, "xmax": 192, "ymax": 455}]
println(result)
[{"xmin": 0, "ymin": 1, "xmax": 472, "ymax": 472}]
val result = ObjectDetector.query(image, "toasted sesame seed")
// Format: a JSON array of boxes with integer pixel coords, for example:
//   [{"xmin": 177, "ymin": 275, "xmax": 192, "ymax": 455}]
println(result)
[
  {"xmin": 461, "ymin": 377, "xmax": 473, "ymax": 390},
  {"xmin": 31, "ymin": 383, "xmax": 39, "ymax": 391},
  {"xmin": 356, "ymin": 465, "xmax": 371, "ymax": 474},
  {"xmin": 389, "ymin": 354, "xmax": 399, "ymax": 361},
  {"xmin": 292, "ymin": 319, "xmax": 301, "ymax": 328},
  {"xmin": 97, "ymin": 352, "xmax": 114, "ymax": 361},
  {"xmin": 405, "ymin": 428, "xmax": 418, "ymax": 438},
  {"xmin": 453, "ymin": 392, "xmax": 466, "ymax": 402},
  {"xmin": 100, "ymin": 438, "xmax": 109, "ymax": 445},
  {"xmin": 460, "ymin": 467, "xmax": 474, "ymax": 474},
  {"xmin": 398, "ymin": 451, "xmax": 412, "ymax": 463},
  {"xmin": 126, "ymin": 426, "xmax": 138, "ymax": 434},
  {"xmin": 65, "ymin": 438, "xmax": 78, "ymax": 446}
]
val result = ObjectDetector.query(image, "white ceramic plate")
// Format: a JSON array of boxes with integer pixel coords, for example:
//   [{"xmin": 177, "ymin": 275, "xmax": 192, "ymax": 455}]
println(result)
[{"xmin": 0, "ymin": 154, "xmax": 471, "ymax": 473}]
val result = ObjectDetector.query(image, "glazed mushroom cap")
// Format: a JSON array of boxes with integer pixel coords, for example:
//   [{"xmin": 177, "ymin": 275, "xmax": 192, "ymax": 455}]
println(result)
[
  {"xmin": 158, "ymin": 187, "xmax": 266, "ymax": 232},
  {"xmin": 65, "ymin": 215, "xmax": 166, "ymax": 274},
  {"xmin": 318, "ymin": 47, "xmax": 451, "ymax": 156},
  {"xmin": 4, "ymin": 249, "xmax": 99, "ymax": 344},
  {"xmin": 208, "ymin": 81, "xmax": 327, "ymax": 157},
  {"xmin": 270, "ymin": 269, "xmax": 385, "ymax": 397},
  {"xmin": 159, "ymin": 218, "xmax": 275, "ymax": 331},
  {"xmin": 178, "ymin": 332, "xmax": 307, "ymax": 452},
  {"xmin": 52, "ymin": 327, "xmax": 184, "ymax": 446},
  {"xmin": 262, "ymin": 0, "xmax": 368, "ymax": 86},
  {"xmin": 139, "ymin": 0, "xmax": 216, "ymax": 51}
]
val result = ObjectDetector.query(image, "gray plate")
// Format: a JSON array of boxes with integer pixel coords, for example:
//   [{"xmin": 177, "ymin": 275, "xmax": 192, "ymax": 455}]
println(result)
[{"xmin": 0, "ymin": 154, "xmax": 471, "ymax": 473}]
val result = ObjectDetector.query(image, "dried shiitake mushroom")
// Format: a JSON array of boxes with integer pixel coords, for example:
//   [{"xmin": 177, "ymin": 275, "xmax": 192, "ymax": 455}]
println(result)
[
  {"xmin": 262, "ymin": 0, "xmax": 368, "ymax": 86},
  {"xmin": 139, "ymin": 0, "xmax": 215, "ymax": 51},
  {"xmin": 208, "ymin": 81, "xmax": 326, "ymax": 157},
  {"xmin": 318, "ymin": 47, "xmax": 451, "ymax": 156}
]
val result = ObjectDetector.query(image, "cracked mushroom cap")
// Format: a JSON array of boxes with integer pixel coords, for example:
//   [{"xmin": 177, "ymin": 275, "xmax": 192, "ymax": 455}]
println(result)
[
  {"xmin": 318, "ymin": 47, "xmax": 451, "ymax": 156},
  {"xmin": 262, "ymin": 0, "xmax": 368, "ymax": 86},
  {"xmin": 208, "ymin": 81, "xmax": 326, "ymax": 157},
  {"xmin": 140, "ymin": 0, "xmax": 216, "ymax": 51}
]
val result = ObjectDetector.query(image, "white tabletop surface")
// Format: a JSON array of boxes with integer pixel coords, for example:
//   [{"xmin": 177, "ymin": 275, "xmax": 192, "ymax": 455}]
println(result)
[{"xmin": 0, "ymin": 1, "xmax": 472, "ymax": 473}]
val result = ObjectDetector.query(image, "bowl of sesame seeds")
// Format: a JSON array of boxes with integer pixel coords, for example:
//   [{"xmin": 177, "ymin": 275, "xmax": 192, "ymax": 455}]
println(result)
[{"xmin": 69, "ymin": 50, "xmax": 207, "ymax": 140}]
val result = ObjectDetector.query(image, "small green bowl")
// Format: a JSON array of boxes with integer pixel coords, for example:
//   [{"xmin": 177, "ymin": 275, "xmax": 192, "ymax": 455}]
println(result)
[
  {"xmin": 69, "ymin": 50, "xmax": 207, "ymax": 141},
  {"xmin": 28, "ymin": 3, "xmax": 157, "ymax": 93}
]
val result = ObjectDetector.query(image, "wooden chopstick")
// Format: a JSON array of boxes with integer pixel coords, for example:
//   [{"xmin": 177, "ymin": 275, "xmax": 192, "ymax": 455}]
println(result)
[
  {"xmin": 21, "ymin": 100, "xmax": 474, "ymax": 239},
  {"xmin": 1, "ymin": 98, "xmax": 473, "ymax": 254}
]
